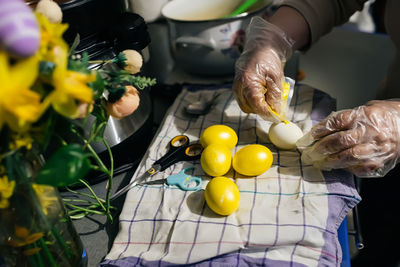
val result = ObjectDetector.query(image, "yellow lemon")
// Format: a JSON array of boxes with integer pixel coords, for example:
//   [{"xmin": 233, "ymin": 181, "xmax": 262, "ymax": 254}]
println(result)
[
  {"xmin": 200, "ymin": 143, "xmax": 232, "ymax": 177},
  {"xmin": 200, "ymin": 125, "xmax": 238, "ymax": 149},
  {"xmin": 205, "ymin": 176, "xmax": 240, "ymax": 216},
  {"xmin": 232, "ymin": 144, "xmax": 273, "ymax": 176}
]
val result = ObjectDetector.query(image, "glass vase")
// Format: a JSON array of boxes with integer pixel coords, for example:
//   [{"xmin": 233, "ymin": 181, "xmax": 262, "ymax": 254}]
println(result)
[{"xmin": 0, "ymin": 153, "xmax": 87, "ymax": 267}]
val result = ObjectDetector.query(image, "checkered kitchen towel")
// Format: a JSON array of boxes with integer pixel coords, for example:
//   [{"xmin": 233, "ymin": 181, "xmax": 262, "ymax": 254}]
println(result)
[{"xmin": 101, "ymin": 83, "xmax": 361, "ymax": 267}]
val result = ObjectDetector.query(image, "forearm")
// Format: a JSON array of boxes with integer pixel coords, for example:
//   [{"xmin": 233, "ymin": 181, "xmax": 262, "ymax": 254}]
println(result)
[
  {"xmin": 265, "ymin": 0, "xmax": 367, "ymax": 50},
  {"xmin": 264, "ymin": 6, "xmax": 310, "ymax": 51}
]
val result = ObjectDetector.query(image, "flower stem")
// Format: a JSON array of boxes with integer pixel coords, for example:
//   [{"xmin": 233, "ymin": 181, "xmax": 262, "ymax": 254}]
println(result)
[
  {"xmin": 85, "ymin": 143, "xmax": 109, "ymax": 174},
  {"xmin": 69, "ymin": 212, "xmax": 89, "ymax": 220},
  {"xmin": 34, "ymin": 246, "xmax": 44, "ymax": 267},
  {"xmin": 88, "ymin": 59, "xmax": 113, "ymax": 64},
  {"xmin": 51, "ymin": 227, "xmax": 72, "ymax": 259},
  {"xmin": 64, "ymin": 187, "xmax": 106, "ymax": 202},
  {"xmin": 65, "ymin": 203, "xmax": 105, "ymax": 215},
  {"xmin": 70, "ymin": 128, "xmax": 110, "ymax": 175},
  {"xmin": 103, "ymin": 137, "xmax": 114, "ymax": 222},
  {"xmin": 69, "ymin": 121, "xmax": 115, "ymax": 222},
  {"xmin": 79, "ymin": 179, "xmax": 108, "ymax": 212},
  {"xmin": 38, "ymin": 238, "xmax": 57, "ymax": 267},
  {"xmin": 88, "ymin": 122, "xmax": 108, "ymax": 144},
  {"xmin": 28, "ymin": 254, "xmax": 39, "ymax": 267},
  {"xmin": 67, "ymin": 204, "xmax": 98, "ymax": 215},
  {"xmin": 62, "ymin": 198, "xmax": 97, "ymax": 204}
]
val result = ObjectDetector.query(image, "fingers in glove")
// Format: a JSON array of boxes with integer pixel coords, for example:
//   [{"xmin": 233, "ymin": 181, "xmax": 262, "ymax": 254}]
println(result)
[
  {"xmin": 312, "ymin": 109, "xmax": 358, "ymax": 139},
  {"xmin": 233, "ymin": 74, "xmax": 269, "ymax": 115},
  {"xmin": 346, "ymin": 161, "xmax": 385, "ymax": 178},
  {"xmin": 299, "ymin": 128, "xmax": 361, "ymax": 164},
  {"xmin": 313, "ymin": 128, "xmax": 361, "ymax": 155},
  {"xmin": 233, "ymin": 63, "xmax": 283, "ymax": 118},
  {"xmin": 232, "ymin": 82, "xmax": 255, "ymax": 114},
  {"xmin": 316, "ymin": 143, "xmax": 379, "ymax": 170},
  {"xmin": 265, "ymin": 76, "xmax": 282, "ymax": 114},
  {"xmin": 261, "ymin": 50, "xmax": 284, "ymax": 114}
]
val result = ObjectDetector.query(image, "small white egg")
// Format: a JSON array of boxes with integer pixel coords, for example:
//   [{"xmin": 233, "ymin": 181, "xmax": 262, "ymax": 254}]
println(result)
[
  {"xmin": 268, "ymin": 121, "xmax": 303, "ymax": 150},
  {"xmin": 36, "ymin": 0, "xmax": 63, "ymax": 24},
  {"xmin": 122, "ymin": 49, "xmax": 143, "ymax": 74}
]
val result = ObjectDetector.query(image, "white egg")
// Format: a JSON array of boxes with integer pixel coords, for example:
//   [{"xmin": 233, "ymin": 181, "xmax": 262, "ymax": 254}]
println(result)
[{"xmin": 268, "ymin": 121, "xmax": 303, "ymax": 150}]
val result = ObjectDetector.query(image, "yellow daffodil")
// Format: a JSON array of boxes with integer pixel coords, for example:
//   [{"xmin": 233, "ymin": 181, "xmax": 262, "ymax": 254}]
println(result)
[
  {"xmin": 9, "ymin": 133, "xmax": 33, "ymax": 151},
  {"xmin": 42, "ymin": 64, "xmax": 96, "ymax": 118},
  {"xmin": 32, "ymin": 184, "xmax": 58, "ymax": 216},
  {"xmin": 0, "ymin": 175, "xmax": 15, "ymax": 209},
  {"xmin": 0, "ymin": 52, "xmax": 42, "ymax": 132},
  {"xmin": 36, "ymin": 17, "xmax": 95, "ymax": 119},
  {"xmin": 7, "ymin": 225, "xmax": 44, "ymax": 248},
  {"xmin": 52, "ymin": 70, "xmax": 95, "ymax": 118},
  {"xmin": 23, "ymin": 247, "xmax": 42, "ymax": 256},
  {"xmin": 35, "ymin": 12, "xmax": 69, "ymax": 62}
]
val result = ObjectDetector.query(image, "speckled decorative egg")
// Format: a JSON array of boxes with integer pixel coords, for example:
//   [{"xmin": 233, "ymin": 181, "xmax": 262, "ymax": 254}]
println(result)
[{"xmin": 0, "ymin": 0, "xmax": 40, "ymax": 57}]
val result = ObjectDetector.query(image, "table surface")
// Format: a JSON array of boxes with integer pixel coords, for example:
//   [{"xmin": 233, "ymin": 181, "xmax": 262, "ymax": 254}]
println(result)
[{"xmin": 62, "ymin": 20, "xmax": 395, "ymax": 266}]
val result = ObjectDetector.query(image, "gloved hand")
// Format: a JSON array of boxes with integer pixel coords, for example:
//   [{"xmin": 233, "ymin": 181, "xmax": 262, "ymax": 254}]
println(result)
[
  {"xmin": 233, "ymin": 16, "xmax": 294, "ymax": 121},
  {"xmin": 297, "ymin": 100, "xmax": 400, "ymax": 177}
]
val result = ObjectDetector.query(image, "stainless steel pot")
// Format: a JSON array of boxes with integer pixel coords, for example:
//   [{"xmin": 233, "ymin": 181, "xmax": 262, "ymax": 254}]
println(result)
[
  {"xmin": 87, "ymin": 89, "xmax": 152, "ymax": 155},
  {"xmin": 161, "ymin": 0, "xmax": 272, "ymax": 76}
]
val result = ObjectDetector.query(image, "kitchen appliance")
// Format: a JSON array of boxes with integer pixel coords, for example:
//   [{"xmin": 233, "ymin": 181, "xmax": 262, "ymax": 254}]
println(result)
[
  {"xmin": 127, "ymin": 0, "xmax": 170, "ymax": 23},
  {"xmin": 38, "ymin": 0, "xmax": 155, "ymax": 178},
  {"xmin": 161, "ymin": 0, "xmax": 272, "ymax": 76}
]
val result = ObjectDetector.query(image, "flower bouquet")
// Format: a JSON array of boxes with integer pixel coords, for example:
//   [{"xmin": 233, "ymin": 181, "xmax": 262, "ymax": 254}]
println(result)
[{"xmin": 0, "ymin": 2, "xmax": 155, "ymax": 266}]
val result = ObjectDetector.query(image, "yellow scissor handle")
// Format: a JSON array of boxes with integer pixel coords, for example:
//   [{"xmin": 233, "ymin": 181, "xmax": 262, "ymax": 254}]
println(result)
[
  {"xmin": 185, "ymin": 144, "xmax": 203, "ymax": 157},
  {"xmin": 170, "ymin": 135, "xmax": 189, "ymax": 147}
]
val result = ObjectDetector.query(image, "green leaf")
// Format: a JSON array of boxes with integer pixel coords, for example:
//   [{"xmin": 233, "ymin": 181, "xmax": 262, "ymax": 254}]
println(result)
[
  {"xmin": 90, "ymin": 121, "xmax": 108, "ymax": 143},
  {"xmin": 35, "ymin": 144, "xmax": 91, "ymax": 187},
  {"xmin": 68, "ymin": 34, "xmax": 81, "ymax": 56},
  {"xmin": 90, "ymin": 72, "xmax": 106, "ymax": 99},
  {"xmin": 89, "ymin": 104, "xmax": 108, "ymax": 143},
  {"xmin": 68, "ymin": 52, "xmax": 90, "ymax": 74},
  {"xmin": 129, "ymin": 76, "xmax": 157, "ymax": 90}
]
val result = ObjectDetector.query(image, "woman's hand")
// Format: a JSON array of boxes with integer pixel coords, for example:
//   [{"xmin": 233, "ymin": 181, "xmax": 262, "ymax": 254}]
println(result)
[
  {"xmin": 232, "ymin": 17, "xmax": 294, "ymax": 121},
  {"xmin": 297, "ymin": 100, "xmax": 400, "ymax": 177}
]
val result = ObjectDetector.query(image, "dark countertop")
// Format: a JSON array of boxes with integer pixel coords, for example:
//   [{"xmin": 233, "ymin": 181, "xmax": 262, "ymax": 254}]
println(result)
[{"xmin": 61, "ymin": 86, "xmax": 179, "ymax": 267}]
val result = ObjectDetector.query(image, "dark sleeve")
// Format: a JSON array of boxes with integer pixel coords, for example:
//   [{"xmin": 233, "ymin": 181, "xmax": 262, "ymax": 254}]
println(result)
[{"xmin": 281, "ymin": 0, "xmax": 368, "ymax": 45}]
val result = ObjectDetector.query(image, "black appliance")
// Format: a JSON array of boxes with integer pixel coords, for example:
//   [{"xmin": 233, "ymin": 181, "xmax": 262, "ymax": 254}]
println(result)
[{"xmin": 58, "ymin": 0, "xmax": 155, "ymax": 182}]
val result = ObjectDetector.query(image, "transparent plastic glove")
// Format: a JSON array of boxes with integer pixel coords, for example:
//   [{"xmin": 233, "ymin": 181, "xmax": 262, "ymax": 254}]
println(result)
[
  {"xmin": 297, "ymin": 100, "xmax": 400, "ymax": 177},
  {"xmin": 233, "ymin": 16, "xmax": 294, "ymax": 121}
]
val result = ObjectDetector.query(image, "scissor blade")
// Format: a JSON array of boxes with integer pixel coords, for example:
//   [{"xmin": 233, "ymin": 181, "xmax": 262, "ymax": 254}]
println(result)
[
  {"xmin": 138, "ymin": 179, "xmax": 166, "ymax": 186},
  {"xmin": 110, "ymin": 164, "xmax": 161, "ymax": 200}
]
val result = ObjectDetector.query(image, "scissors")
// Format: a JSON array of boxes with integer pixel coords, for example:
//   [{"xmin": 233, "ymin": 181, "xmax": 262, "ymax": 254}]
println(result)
[
  {"xmin": 110, "ymin": 135, "xmax": 203, "ymax": 200},
  {"xmin": 138, "ymin": 167, "xmax": 202, "ymax": 191}
]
